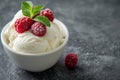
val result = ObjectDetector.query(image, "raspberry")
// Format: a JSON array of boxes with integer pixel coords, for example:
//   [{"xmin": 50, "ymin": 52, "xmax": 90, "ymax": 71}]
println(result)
[
  {"xmin": 40, "ymin": 8, "xmax": 54, "ymax": 22},
  {"xmin": 65, "ymin": 53, "xmax": 78, "ymax": 68},
  {"xmin": 14, "ymin": 17, "xmax": 34, "ymax": 33},
  {"xmin": 31, "ymin": 22, "xmax": 46, "ymax": 37}
]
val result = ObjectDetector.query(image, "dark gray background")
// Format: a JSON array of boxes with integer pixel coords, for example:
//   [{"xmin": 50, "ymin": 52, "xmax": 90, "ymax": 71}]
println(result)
[{"xmin": 0, "ymin": 0, "xmax": 120, "ymax": 80}]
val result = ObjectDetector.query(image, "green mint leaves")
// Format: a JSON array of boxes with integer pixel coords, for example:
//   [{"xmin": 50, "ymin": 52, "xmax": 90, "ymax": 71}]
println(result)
[
  {"xmin": 34, "ymin": 16, "xmax": 50, "ymax": 27},
  {"xmin": 22, "ymin": 1, "xmax": 34, "ymax": 18},
  {"xmin": 21, "ymin": 1, "xmax": 50, "ymax": 27},
  {"xmin": 33, "ymin": 5, "xmax": 44, "ymax": 16}
]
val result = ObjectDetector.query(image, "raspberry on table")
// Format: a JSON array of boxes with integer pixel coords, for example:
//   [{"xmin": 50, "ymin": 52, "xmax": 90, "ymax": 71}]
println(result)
[
  {"xmin": 31, "ymin": 22, "xmax": 47, "ymax": 37},
  {"xmin": 14, "ymin": 17, "xmax": 34, "ymax": 33},
  {"xmin": 40, "ymin": 8, "xmax": 54, "ymax": 22},
  {"xmin": 65, "ymin": 53, "xmax": 78, "ymax": 69}
]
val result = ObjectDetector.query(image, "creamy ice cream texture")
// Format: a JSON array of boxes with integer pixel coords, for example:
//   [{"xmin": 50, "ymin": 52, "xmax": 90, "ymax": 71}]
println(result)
[{"xmin": 4, "ymin": 10, "xmax": 65, "ymax": 53}]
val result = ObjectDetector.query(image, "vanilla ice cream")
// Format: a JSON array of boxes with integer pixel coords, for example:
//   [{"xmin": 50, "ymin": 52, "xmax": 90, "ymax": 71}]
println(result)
[{"xmin": 4, "ymin": 10, "xmax": 65, "ymax": 53}]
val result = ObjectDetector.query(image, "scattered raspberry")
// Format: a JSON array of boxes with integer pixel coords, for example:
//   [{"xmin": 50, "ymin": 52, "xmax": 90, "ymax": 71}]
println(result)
[
  {"xmin": 14, "ymin": 17, "xmax": 34, "ymax": 33},
  {"xmin": 31, "ymin": 22, "xmax": 47, "ymax": 37},
  {"xmin": 65, "ymin": 53, "xmax": 78, "ymax": 68},
  {"xmin": 40, "ymin": 8, "xmax": 54, "ymax": 22}
]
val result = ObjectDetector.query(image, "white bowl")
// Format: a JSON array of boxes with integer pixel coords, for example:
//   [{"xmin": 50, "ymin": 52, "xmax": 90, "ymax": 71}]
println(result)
[{"xmin": 1, "ymin": 19, "xmax": 69, "ymax": 72}]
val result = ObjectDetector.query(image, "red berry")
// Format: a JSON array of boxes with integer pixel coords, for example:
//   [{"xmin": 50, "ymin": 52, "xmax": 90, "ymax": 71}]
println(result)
[
  {"xmin": 31, "ymin": 22, "xmax": 47, "ymax": 37},
  {"xmin": 40, "ymin": 8, "xmax": 54, "ymax": 22},
  {"xmin": 14, "ymin": 17, "xmax": 34, "ymax": 33},
  {"xmin": 65, "ymin": 53, "xmax": 78, "ymax": 68}
]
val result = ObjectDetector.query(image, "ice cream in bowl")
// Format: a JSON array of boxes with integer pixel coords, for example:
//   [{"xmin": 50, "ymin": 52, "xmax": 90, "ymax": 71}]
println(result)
[{"xmin": 1, "ymin": 1, "xmax": 69, "ymax": 72}]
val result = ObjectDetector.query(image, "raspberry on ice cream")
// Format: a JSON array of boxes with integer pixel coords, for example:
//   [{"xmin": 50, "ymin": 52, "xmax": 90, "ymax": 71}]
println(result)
[
  {"xmin": 40, "ymin": 8, "xmax": 54, "ymax": 22},
  {"xmin": 14, "ymin": 17, "xmax": 34, "ymax": 33},
  {"xmin": 31, "ymin": 22, "xmax": 46, "ymax": 37}
]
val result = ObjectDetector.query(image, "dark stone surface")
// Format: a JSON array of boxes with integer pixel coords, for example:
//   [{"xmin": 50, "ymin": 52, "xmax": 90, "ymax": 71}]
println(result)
[{"xmin": 0, "ymin": 0, "xmax": 120, "ymax": 80}]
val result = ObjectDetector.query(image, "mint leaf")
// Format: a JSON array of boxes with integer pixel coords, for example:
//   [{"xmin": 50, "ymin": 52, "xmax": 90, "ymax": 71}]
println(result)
[
  {"xmin": 22, "ymin": 9, "xmax": 31, "ymax": 17},
  {"xmin": 22, "ymin": 1, "xmax": 32, "ymax": 10},
  {"xmin": 34, "ymin": 16, "xmax": 50, "ymax": 27},
  {"xmin": 21, "ymin": 1, "xmax": 32, "ymax": 17},
  {"xmin": 33, "ymin": 5, "xmax": 44, "ymax": 16},
  {"xmin": 26, "ymin": 1, "xmax": 33, "ymax": 8}
]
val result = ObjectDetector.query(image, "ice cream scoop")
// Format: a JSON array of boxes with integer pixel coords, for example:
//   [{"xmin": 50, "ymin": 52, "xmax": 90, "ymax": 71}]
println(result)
[{"xmin": 4, "ymin": 10, "xmax": 65, "ymax": 53}]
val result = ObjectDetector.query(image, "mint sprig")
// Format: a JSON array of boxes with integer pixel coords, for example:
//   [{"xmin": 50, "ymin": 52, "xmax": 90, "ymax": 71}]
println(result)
[{"xmin": 21, "ymin": 1, "xmax": 50, "ymax": 27}]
